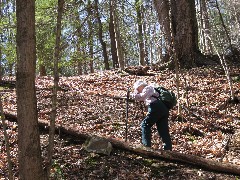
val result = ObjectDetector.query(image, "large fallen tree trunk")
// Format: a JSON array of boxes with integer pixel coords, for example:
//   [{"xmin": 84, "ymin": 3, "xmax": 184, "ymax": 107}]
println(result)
[{"xmin": 4, "ymin": 112, "xmax": 240, "ymax": 176}]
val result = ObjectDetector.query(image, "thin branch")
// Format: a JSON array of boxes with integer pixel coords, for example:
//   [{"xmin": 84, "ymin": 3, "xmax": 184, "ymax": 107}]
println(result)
[{"xmin": 206, "ymin": 34, "xmax": 235, "ymax": 100}]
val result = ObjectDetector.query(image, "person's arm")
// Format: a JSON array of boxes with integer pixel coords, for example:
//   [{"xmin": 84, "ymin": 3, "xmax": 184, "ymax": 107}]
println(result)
[{"xmin": 131, "ymin": 86, "xmax": 154, "ymax": 101}]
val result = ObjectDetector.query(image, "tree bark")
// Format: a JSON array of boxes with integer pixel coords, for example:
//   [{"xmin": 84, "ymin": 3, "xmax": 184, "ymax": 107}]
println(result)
[
  {"xmin": 87, "ymin": 0, "xmax": 94, "ymax": 73},
  {"xmin": 0, "ymin": 0, "xmax": 2, "ymax": 81},
  {"xmin": 39, "ymin": 64, "xmax": 47, "ymax": 76},
  {"xmin": 113, "ymin": 1, "xmax": 124, "ymax": 70},
  {"xmin": 154, "ymin": 0, "xmax": 200, "ymax": 68},
  {"xmin": 109, "ymin": 0, "xmax": 119, "ymax": 69},
  {"xmin": 233, "ymin": 2, "xmax": 240, "ymax": 29},
  {"xmin": 94, "ymin": 0, "xmax": 110, "ymax": 70},
  {"xmin": 16, "ymin": 0, "xmax": 46, "ymax": 179},
  {"xmin": 136, "ymin": 0, "xmax": 145, "ymax": 66},
  {"xmin": 171, "ymin": 0, "xmax": 199, "ymax": 68},
  {"xmin": 75, "ymin": 14, "xmax": 84, "ymax": 75},
  {"xmin": 153, "ymin": 0, "xmax": 172, "ymax": 61},
  {"xmin": 77, "ymin": 61, "xmax": 83, "ymax": 75},
  {"xmin": 169, "ymin": 0, "xmax": 182, "ymax": 116},
  {"xmin": 199, "ymin": 0, "xmax": 212, "ymax": 55},
  {"xmin": 83, "ymin": 49, "xmax": 88, "ymax": 74},
  {"xmin": 142, "ymin": 8, "xmax": 149, "ymax": 65},
  {"xmin": 215, "ymin": 0, "xmax": 234, "ymax": 58},
  {"xmin": 0, "ymin": 40, "xmax": 2, "ymax": 81}
]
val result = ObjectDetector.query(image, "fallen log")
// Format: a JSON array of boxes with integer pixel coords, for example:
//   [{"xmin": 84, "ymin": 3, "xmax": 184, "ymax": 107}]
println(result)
[
  {"xmin": 4, "ymin": 112, "xmax": 240, "ymax": 176},
  {"xmin": 124, "ymin": 66, "xmax": 156, "ymax": 76},
  {"xmin": 0, "ymin": 80, "xmax": 16, "ymax": 88}
]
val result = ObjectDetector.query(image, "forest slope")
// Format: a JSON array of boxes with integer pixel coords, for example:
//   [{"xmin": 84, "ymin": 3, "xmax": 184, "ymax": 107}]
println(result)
[{"xmin": 1, "ymin": 65, "xmax": 240, "ymax": 179}]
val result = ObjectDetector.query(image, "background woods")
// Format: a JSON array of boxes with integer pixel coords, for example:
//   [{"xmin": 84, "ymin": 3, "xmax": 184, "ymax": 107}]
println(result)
[
  {"xmin": 0, "ymin": 0, "xmax": 239, "ymax": 76},
  {"xmin": 0, "ymin": 0, "xmax": 240, "ymax": 179}
]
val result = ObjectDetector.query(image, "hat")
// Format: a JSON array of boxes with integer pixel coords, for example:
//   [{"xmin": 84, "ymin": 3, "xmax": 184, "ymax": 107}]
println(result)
[{"xmin": 133, "ymin": 80, "xmax": 147, "ymax": 90}]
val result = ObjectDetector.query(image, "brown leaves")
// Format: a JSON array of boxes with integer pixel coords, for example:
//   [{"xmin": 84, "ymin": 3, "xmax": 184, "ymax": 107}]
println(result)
[{"xmin": 1, "ymin": 66, "xmax": 240, "ymax": 174}]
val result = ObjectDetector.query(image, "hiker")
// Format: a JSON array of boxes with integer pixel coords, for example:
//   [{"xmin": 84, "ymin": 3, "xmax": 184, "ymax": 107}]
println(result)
[{"xmin": 130, "ymin": 80, "xmax": 172, "ymax": 150}]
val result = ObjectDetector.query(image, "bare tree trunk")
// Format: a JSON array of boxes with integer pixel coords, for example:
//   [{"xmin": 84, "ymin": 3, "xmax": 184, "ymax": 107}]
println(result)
[
  {"xmin": 0, "ymin": 95, "xmax": 13, "ymax": 179},
  {"xmin": 83, "ymin": 48, "xmax": 88, "ymax": 74},
  {"xmin": 200, "ymin": 0, "xmax": 212, "ymax": 54},
  {"xmin": 0, "ymin": 0, "xmax": 3, "ymax": 81},
  {"xmin": 215, "ymin": 0, "xmax": 234, "ymax": 57},
  {"xmin": 142, "ymin": 8, "xmax": 149, "ymax": 65},
  {"xmin": 76, "ymin": 13, "xmax": 84, "ymax": 75},
  {"xmin": 169, "ymin": 0, "xmax": 181, "ymax": 116},
  {"xmin": 171, "ymin": 0, "xmax": 199, "ymax": 68},
  {"xmin": 9, "ymin": 63, "xmax": 14, "ymax": 76},
  {"xmin": 89, "ymin": 50, "xmax": 94, "ymax": 73},
  {"xmin": 16, "ymin": 0, "xmax": 46, "ymax": 178},
  {"xmin": 198, "ymin": 0, "xmax": 204, "ymax": 53},
  {"xmin": 0, "ymin": 45, "xmax": 2, "ymax": 81},
  {"xmin": 152, "ymin": 25, "xmax": 159, "ymax": 63},
  {"xmin": 113, "ymin": 1, "xmax": 124, "ymax": 70},
  {"xmin": 109, "ymin": 0, "xmax": 119, "ymax": 69},
  {"xmin": 159, "ymin": 34, "xmax": 164, "ymax": 62},
  {"xmin": 39, "ymin": 64, "xmax": 47, "ymax": 76},
  {"xmin": 153, "ymin": 0, "xmax": 172, "ymax": 61},
  {"xmin": 233, "ymin": 2, "xmax": 240, "ymax": 29},
  {"xmin": 94, "ymin": 0, "xmax": 110, "ymax": 70},
  {"xmin": 87, "ymin": 0, "xmax": 94, "ymax": 73},
  {"xmin": 77, "ymin": 61, "xmax": 83, "ymax": 75},
  {"xmin": 233, "ymin": 3, "xmax": 240, "ymax": 44},
  {"xmin": 46, "ymin": 0, "xmax": 64, "ymax": 178},
  {"xmin": 136, "ymin": 0, "xmax": 145, "ymax": 66},
  {"xmin": 150, "ymin": 41, "xmax": 153, "ymax": 64}
]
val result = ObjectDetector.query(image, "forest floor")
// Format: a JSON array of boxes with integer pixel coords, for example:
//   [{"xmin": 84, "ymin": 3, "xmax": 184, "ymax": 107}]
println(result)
[{"xmin": 0, "ymin": 65, "xmax": 240, "ymax": 179}]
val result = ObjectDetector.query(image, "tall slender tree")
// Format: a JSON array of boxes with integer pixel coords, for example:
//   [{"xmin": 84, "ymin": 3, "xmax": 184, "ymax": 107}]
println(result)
[
  {"xmin": 0, "ymin": 0, "xmax": 2, "ymax": 81},
  {"xmin": 94, "ymin": 0, "xmax": 110, "ymax": 70},
  {"xmin": 87, "ymin": 0, "xmax": 94, "ymax": 73},
  {"xmin": 36, "ymin": 0, "xmax": 57, "ymax": 76},
  {"xmin": 215, "ymin": 0, "xmax": 233, "ymax": 54},
  {"xmin": 199, "ymin": 0, "xmax": 212, "ymax": 55},
  {"xmin": 109, "ymin": 0, "xmax": 119, "ymax": 68},
  {"xmin": 113, "ymin": 1, "xmax": 124, "ymax": 69},
  {"xmin": 153, "ymin": 0, "xmax": 172, "ymax": 61},
  {"xmin": 136, "ymin": 0, "xmax": 145, "ymax": 66},
  {"xmin": 76, "ymin": 12, "xmax": 84, "ymax": 75},
  {"xmin": 16, "ymin": 0, "xmax": 45, "ymax": 178},
  {"xmin": 142, "ymin": 6, "xmax": 149, "ymax": 65},
  {"xmin": 47, "ymin": 0, "xmax": 64, "ymax": 178}
]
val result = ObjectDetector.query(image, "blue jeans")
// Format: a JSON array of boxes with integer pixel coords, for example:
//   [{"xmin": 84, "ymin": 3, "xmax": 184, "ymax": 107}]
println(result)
[{"xmin": 141, "ymin": 100, "xmax": 172, "ymax": 150}]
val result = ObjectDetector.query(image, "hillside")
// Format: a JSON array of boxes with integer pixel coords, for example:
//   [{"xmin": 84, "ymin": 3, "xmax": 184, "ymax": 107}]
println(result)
[{"xmin": 1, "ymin": 65, "xmax": 240, "ymax": 179}]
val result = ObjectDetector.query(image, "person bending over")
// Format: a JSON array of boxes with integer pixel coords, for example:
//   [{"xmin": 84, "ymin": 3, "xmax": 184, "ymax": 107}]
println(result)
[{"xmin": 130, "ymin": 80, "xmax": 172, "ymax": 150}]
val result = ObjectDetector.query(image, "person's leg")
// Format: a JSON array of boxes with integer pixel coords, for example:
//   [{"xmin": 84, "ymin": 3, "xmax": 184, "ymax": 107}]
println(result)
[
  {"xmin": 156, "ymin": 115, "xmax": 172, "ymax": 150},
  {"xmin": 141, "ymin": 117, "xmax": 152, "ymax": 147},
  {"xmin": 141, "ymin": 109, "xmax": 159, "ymax": 147}
]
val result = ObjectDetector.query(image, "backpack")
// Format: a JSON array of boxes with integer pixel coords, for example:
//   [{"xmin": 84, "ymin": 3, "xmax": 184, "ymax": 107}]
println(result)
[{"xmin": 153, "ymin": 87, "xmax": 177, "ymax": 109}]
